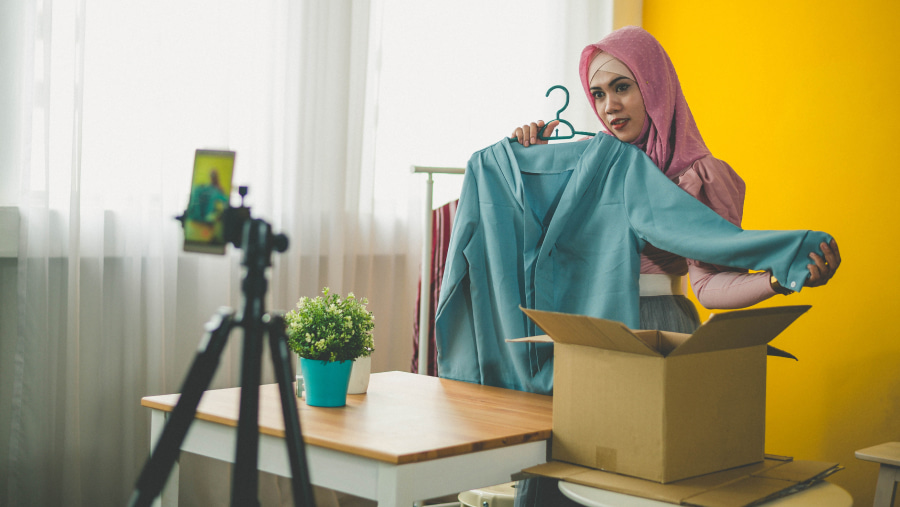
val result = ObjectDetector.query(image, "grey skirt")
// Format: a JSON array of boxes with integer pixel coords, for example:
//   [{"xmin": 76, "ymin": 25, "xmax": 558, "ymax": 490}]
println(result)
[
  {"xmin": 639, "ymin": 294, "xmax": 701, "ymax": 333},
  {"xmin": 514, "ymin": 295, "xmax": 700, "ymax": 507}
]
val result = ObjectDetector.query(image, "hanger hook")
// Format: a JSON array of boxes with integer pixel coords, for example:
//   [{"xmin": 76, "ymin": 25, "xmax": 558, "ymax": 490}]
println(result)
[{"xmin": 545, "ymin": 85, "xmax": 570, "ymax": 121}]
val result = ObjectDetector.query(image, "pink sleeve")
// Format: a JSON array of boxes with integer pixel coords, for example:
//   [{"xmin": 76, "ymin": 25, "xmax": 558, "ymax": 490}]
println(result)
[
  {"xmin": 676, "ymin": 156, "xmax": 778, "ymax": 309},
  {"xmin": 687, "ymin": 266, "xmax": 776, "ymax": 309}
]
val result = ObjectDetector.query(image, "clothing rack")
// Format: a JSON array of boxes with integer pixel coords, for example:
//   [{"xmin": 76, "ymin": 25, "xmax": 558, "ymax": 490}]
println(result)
[{"xmin": 411, "ymin": 165, "xmax": 465, "ymax": 375}]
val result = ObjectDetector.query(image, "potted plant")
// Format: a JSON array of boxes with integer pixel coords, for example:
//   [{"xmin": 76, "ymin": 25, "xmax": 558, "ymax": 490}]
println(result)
[{"xmin": 285, "ymin": 287, "xmax": 374, "ymax": 407}]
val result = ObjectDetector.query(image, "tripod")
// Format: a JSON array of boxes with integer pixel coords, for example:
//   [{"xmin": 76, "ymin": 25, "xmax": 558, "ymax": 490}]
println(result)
[{"xmin": 129, "ymin": 211, "xmax": 315, "ymax": 506}]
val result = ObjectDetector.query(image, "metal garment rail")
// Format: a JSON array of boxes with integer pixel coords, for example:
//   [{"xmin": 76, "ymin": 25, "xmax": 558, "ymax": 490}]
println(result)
[{"xmin": 410, "ymin": 166, "xmax": 465, "ymax": 375}]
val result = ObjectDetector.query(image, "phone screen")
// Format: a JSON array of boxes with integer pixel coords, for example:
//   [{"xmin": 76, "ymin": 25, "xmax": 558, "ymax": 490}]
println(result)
[{"xmin": 183, "ymin": 149, "xmax": 235, "ymax": 254}]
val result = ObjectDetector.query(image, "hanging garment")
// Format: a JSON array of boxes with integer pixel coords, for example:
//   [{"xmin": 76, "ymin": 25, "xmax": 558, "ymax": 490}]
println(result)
[
  {"xmin": 411, "ymin": 199, "xmax": 458, "ymax": 376},
  {"xmin": 434, "ymin": 134, "xmax": 830, "ymax": 395}
]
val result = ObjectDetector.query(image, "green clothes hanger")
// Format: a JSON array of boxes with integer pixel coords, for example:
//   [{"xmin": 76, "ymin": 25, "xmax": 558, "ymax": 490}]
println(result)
[{"xmin": 537, "ymin": 85, "xmax": 597, "ymax": 141}]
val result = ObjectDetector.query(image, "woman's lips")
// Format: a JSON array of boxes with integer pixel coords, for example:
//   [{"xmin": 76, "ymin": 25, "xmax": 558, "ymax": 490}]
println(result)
[{"xmin": 610, "ymin": 118, "xmax": 628, "ymax": 130}]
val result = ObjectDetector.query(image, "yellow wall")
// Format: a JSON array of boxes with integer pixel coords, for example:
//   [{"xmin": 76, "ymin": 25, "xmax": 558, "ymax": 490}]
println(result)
[{"xmin": 642, "ymin": 1, "xmax": 900, "ymax": 504}]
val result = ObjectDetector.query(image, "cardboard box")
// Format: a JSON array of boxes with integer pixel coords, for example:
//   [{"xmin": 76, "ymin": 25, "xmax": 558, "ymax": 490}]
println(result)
[{"xmin": 512, "ymin": 305, "xmax": 810, "ymax": 483}]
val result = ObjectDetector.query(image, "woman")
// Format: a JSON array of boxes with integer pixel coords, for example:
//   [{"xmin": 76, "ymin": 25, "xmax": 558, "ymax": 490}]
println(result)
[
  {"xmin": 513, "ymin": 26, "xmax": 840, "ymax": 335},
  {"xmin": 510, "ymin": 26, "xmax": 840, "ymax": 507}
]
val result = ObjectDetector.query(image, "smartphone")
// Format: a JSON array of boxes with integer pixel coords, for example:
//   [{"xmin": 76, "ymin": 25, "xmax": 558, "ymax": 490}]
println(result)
[{"xmin": 183, "ymin": 149, "xmax": 235, "ymax": 254}]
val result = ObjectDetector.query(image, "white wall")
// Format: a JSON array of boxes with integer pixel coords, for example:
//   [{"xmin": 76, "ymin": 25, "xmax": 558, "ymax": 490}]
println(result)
[{"xmin": 374, "ymin": 0, "xmax": 613, "ymax": 208}]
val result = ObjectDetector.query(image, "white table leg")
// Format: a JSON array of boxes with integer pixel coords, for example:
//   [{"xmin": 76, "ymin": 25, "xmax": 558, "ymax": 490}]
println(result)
[
  {"xmin": 375, "ymin": 465, "xmax": 410, "ymax": 507},
  {"xmin": 149, "ymin": 410, "xmax": 179, "ymax": 507},
  {"xmin": 874, "ymin": 464, "xmax": 899, "ymax": 507},
  {"xmin": 375, "ymin": 441, "xmax": 546, "ymax": 507}
]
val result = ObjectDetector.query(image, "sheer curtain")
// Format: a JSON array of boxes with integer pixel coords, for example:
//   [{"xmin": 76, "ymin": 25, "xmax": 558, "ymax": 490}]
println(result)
[
  {"xmin": 2, "ymin": 1, "xmax": 388, "ymax": 505},
  {"xmin": 1, "ymin": 0, "xmax": 618, "ymax": 505}
]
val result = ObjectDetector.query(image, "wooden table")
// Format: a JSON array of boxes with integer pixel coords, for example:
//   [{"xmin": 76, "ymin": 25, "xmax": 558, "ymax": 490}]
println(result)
[{"xmin": 141, "ymin": 371, "xmax": 552, "ymax": 506}]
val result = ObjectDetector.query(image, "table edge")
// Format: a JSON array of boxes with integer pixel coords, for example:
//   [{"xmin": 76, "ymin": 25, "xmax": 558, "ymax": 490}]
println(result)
[{"xmin": 140, "ymin": 376, "xmax": 552, "ymax": 465}]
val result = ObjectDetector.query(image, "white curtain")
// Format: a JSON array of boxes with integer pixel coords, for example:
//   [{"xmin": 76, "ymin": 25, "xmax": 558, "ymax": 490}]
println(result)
[
  {"xmin": 0, "ymin": 0, "xmax": 614, "ymax": 505},
  {"xmin": 2, "ymin": 1, "xmax": 389, "ymax": 505}
]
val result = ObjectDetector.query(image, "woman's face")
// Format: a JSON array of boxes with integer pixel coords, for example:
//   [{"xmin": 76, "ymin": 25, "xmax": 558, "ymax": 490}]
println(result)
[{"xmin": 589, "ymin": 69, "xmax": 646, "ymax": 143}]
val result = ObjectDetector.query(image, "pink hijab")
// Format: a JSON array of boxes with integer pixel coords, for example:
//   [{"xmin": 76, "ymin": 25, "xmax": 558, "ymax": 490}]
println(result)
[{"xmin": 579, "ymin": 26, "xmax": 710, "ymax": 178}]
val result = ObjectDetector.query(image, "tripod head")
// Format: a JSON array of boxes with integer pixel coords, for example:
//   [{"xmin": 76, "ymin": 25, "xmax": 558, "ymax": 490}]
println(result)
[
  {"xmin": 177, "ymin": 185, "xmax": 288, "ymax": 259},
  {"xmin": 223, "ymin": 186, "xmax": 289, "ymax": 260}
]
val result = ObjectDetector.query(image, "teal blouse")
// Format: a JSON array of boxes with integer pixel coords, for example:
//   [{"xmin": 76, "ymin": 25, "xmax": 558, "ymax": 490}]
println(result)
[{"xmin": 434, "ymin": 134, "xmax": 829, "ymax": 394}]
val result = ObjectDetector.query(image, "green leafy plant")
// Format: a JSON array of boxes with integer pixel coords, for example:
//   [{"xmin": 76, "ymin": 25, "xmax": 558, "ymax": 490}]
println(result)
[{"xmin": 285, "ymin": 287, "xmax": 375, "ymax": 363}]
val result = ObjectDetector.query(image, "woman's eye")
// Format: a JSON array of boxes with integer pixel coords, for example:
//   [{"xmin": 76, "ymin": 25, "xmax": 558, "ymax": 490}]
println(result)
[
  {"xmin": 616, "ymin": 84, "xmax": 630, "ymax": 93},
  {"xmin": 592, "ymin": 91, "xmax": 605, "ymax": 99}
]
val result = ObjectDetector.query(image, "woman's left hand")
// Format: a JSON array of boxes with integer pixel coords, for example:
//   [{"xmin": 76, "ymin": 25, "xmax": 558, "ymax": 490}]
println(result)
[{"xmin": 805, "ymin": 238, "xmax": 841, "ymax": 287}]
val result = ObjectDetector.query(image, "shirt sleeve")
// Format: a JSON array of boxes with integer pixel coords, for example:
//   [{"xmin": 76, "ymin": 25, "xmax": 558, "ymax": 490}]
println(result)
[
  {"xmin": 434, "ymin": 152, "xmax": 482, "ymax": 384},
  {"xmin": 621, "ymin": 147, "xmax": 830, "ymax": 293},
  {"xmin": 676, "ymin": 156, "xmax": 778, "ymax": 308}
]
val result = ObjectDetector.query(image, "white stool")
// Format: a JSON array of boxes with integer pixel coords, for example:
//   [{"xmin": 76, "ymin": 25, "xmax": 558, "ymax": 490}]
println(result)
[
  {"xmin": 558, "ymin": 480, "xmax": 852, "ymax": 506},
  {"xmin": 856, "ymin": 442, "xmax": 900, "ymax": 507},
  {"xmin": 458, "ymin": 481, "xmax": 516, "ymax": 507}
]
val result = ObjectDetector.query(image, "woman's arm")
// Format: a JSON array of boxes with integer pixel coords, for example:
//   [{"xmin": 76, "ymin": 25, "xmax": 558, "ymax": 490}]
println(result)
[
  {"xmin": 677, "ymin": 156, "xmax": 774, "ymax": 308},
  {"xmin": 680, "ymin": 157, "xmax": 840, "ymax": 308},
  {"xmin": 688, "ymin": 261, "xmax": 775, "ymax": 309}
]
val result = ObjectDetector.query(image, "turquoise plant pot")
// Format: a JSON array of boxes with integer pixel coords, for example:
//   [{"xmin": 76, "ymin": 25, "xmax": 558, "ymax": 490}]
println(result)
[{"xmin": 299, "ymin": 358, "xmax": 353, "ymax": 407}]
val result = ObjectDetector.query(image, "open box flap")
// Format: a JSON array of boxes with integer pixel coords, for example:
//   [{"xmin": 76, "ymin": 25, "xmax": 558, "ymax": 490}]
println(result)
[
  {"xmin": 767, "ymin": 345, "xmax": 798, "ymax": 360},
  {"xmin": 519, "ymin": 307, "xmax": 661, "ymax": 357},
  {"xmin": 507, "ymin": 334, "xmax": 554, "ymax": 344},
  {"xmin": 516, "ymin": 305, "xmax": 810, "ymax": 358},
  {"xmin": 667, "ymin": 305, "xmax": 810, "ymax": 357}
]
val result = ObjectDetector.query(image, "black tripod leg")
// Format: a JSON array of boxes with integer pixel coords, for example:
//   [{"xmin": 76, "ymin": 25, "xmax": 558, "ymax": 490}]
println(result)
[
  {"xmin": 128, "ymin": 308, "xmax": 237, "ymax": 507},
  {"xmin": 266, "ymin": 314, "xmax": 316, "ymax": 507},
  {"xmin": 232, "ymin": 313, "xmax": 265, "ymax": 507}
]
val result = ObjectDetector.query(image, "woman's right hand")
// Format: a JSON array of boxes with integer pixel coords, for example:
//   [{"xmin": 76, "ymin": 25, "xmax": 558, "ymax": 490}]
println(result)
[
  {"xmin": 805, "ymin": 238, "xmax": 841, "ymax": 288},
  {"xmin": 511, "ymin": 120, "xmax": 559, "ymax": 147}
]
